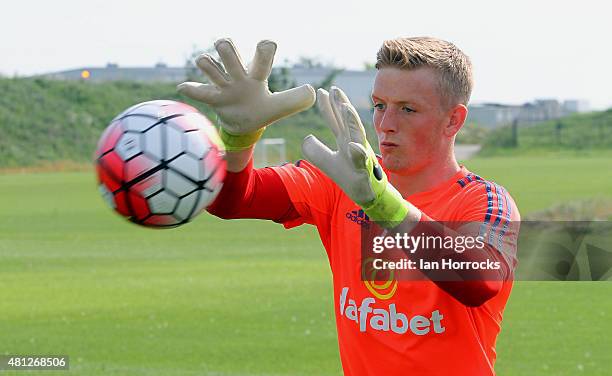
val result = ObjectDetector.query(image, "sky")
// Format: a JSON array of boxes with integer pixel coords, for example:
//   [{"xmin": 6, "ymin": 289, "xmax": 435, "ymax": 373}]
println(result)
[{"xmin": 1, "ymin": 0, "xmax": 611, "ymax": 109}]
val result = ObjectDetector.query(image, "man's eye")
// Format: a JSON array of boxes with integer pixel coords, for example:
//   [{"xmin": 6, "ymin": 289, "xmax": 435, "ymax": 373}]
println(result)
[
  {"xmin": 402, "ymin": 106, "xmax": 414, "ymax": 113},
  {"xmin": 373, "ymin": 103, "xmax": 385, "ymax": 111}
]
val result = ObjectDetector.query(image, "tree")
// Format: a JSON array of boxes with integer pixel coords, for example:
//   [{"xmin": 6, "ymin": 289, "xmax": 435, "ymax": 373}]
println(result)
[
  {"xmin": 363, "ymin": 62, "xmax": 376, "ymax": 70},
  {"xmin": 184, "ymin": 44, "xmax": 216, "ymax": 82},
  {"xmin": 315, "ymin": 68, "xmax": 344, "ymax": 91},
  {"xmin": 269, "ymin": 60, "xmax": 343, "ymax": 93},
  {"xmin": 268, "ymin": 67, "xmax": 296, "ymax": 93},
  {"xmin": 296, "ymin": 56, "xmax": 324, "ymax": 69}
]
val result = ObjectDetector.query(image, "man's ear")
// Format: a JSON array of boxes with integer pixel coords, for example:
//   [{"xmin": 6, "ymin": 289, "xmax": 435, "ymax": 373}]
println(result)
[{"xmin": 443, "ymin": 104, "xmax": 468, "ymax": 137}]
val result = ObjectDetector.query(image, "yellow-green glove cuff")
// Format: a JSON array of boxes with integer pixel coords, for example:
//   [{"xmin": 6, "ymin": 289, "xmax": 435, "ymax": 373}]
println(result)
[
  {"xmin": 219, "ymin": 127, "xmax": 266, "ymax": 152},
  {"xmin": 363, "ymin": 184, "xmax": 410, "ymax": 228},
  {"xmin": 361, "ymin": 147, "xmax": 410, "ymax": 228}
]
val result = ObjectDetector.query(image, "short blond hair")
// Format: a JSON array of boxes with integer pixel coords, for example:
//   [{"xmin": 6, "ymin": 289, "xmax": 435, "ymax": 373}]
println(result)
[{"xmin": 376, "ymin": 37, "xmax": 473, "ymax": 108}]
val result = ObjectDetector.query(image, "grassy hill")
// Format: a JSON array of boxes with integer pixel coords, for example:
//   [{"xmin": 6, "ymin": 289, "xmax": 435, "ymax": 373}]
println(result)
[
  {"xmin": 0, "ymin": 78, "xmax": 197, "ymax": 167},
  {"xmin": 479, "ymin": 109, "xmax": 612, "ymax": 155},
  {"xmin": 0, "ymin": 78, "xmax": 352, "ymax": 168}
]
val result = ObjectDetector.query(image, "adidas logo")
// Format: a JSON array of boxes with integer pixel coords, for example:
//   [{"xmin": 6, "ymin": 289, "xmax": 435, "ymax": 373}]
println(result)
[{"xmin": 346, "ymin": 209, "xmax": 370, "ymax": 228}]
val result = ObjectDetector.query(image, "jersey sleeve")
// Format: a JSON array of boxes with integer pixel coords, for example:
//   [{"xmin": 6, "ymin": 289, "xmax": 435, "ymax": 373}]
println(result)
[
  {"xmin": 206, "ymin": 160, "xmax": 300, "ymax": 223},
  {"xmin": 456, "ymin": 180, "xmax": 521, "ymax": 274},
  {"xmin": 270, "ymin": 160, "xmax": 340, "ymax": 229}
]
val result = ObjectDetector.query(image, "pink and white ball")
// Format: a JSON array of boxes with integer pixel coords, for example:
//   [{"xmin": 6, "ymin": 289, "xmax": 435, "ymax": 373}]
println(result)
[{"xmin": 95, "ymin": 100, "xmax": 226, "ymax": 228}]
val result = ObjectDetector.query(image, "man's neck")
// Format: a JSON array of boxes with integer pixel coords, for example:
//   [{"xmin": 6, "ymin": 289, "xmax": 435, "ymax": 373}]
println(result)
[{"xmin": 389, "ymin": 154, "xmax": 461, "ymax": 198}]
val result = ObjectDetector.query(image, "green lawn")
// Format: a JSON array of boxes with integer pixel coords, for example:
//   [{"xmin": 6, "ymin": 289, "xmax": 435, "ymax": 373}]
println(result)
[
  {"xmin": 1, "ymin": 156, "xmax": 611, "ymax": 375},
  {"xmin": 464, "ymin": 155, "xmax": 612, "ymax": 214}
]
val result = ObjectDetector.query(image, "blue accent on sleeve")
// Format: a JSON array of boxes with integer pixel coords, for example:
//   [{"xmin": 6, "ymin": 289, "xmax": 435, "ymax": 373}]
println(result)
[
  {"xmin": 497, "ymin": 186, "xmax": 512, "ymax": 248},
  {"xmin": 489, "ymin": 183, "xmax": 505, "ymax": 246}
]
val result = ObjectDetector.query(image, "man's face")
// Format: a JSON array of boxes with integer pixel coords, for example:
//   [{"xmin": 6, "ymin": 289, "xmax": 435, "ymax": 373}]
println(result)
[{"xmin": 372, "ymin": 67, "xmax": 452, "ymax": 174}]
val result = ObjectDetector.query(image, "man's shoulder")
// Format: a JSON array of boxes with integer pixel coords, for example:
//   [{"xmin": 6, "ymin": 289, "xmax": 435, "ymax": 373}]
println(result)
[
  {"xmin": 454, "ymin": 171, "xmax": 521, "ymax": 221},
  {"xmin": 456, "ymin": 171, "xmax": 510, "ymax": 196}
]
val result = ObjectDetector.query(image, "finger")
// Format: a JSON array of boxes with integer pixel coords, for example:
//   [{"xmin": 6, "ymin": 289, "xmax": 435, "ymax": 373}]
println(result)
[
  {"xmin": 347, "ymin": 142, "xmax": 369, "ymax": 170},
  {"xmin": 269, "ymin": 84, "xmax": 316, "ymax": 121},
  {"xmin": 329, "ymin": 86, "xmax": 350, "ymax": 138},
  {"xmin": 330, "ymin": 85, "xmax": 352, "ymax": 105},
  {"xmin": 195, "ymin": 54, "xmax": 229, "ymax": 87},
  {"xmin": 302, "ymin": 135, "xmax": 335, "ymax": 175},
  {"xmin": 342, "ymin": 103, "xmax": 367, "ymax": 145},
  {"xmin": 215, "ymin": 38, "xmax": 247, "ymax": 79},
  {"xmin": 249, "ymin": 40, "xmax": 277, "ymax": 81},
  {"xmin": 316, "ymin": 89, "xmax": 342, "ymax": 140},
  {"xmin": 176, "ymin": 82, "xmax": 222, "ymax": 105}
]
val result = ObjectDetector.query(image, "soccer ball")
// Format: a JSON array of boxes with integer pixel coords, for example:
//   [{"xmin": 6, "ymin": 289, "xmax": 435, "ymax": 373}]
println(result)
[{"xmin": 95, "ymin": 100, "xmax": 226, "ymax": 228}]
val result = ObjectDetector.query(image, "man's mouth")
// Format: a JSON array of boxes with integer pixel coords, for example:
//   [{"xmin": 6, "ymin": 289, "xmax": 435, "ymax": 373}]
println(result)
[{"xmin": 380, "ymin": 141, "xmax": 398, "ymax": 150}]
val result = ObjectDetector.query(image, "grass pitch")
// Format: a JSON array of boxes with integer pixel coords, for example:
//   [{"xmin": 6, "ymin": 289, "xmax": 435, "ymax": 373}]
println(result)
[{"xmin": 1, "ymin": 156, "xmax": 611, "ymax": 375}]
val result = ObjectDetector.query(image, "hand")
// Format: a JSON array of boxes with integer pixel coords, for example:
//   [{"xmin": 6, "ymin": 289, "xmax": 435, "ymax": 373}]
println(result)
[
  {"xmin": 302, "ymin": 87, "xmax": 417, "ymax": 228},
  {"xmin": 178, "ymin": 38, "xmax": 315, "ymax": 151}
]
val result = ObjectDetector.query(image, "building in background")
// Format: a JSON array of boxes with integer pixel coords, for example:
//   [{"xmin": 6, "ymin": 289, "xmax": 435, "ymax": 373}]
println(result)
[
  {"xmin": 40, "ymin": 63, "xmax": 186, "ymax": 83},
  {"xmin": 290, "ymin": 66, "xmax": 376, "ymax": 115},
  {"xmin": 467, "ymin": 99, "xmax": 590, "ymax": 128},
  {"xmin": 562, "ymin": 99, "xmax": 590, "ymax": 113}
]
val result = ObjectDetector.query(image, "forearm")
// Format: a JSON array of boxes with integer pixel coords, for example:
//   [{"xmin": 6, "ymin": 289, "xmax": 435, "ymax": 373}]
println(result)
[
  {"xmin": 225, "ymin": 147, "xmax": 255, "ymax": 173},
  {"xmin": 393, "ymin": 214, "xmax": 508, "ymax": 306},
  {"xmin": 207, "ymin": 158, "xmax": 299, "ymax": 222}
]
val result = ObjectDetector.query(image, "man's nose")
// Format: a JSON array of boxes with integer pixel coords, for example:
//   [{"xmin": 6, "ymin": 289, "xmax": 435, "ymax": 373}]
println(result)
[{"xmin": 378, "ymin": 109, "xmax": 399, "ymax": 133}]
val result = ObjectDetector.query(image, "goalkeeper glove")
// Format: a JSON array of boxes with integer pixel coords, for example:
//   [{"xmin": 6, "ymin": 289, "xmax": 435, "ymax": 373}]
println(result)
[
  {"xmin": 178, "ymin": 38, "xmax": 315, "ymax": 151},
  {"xmin": 302, "ymin": 87, "xmax": 419, "ymax": 228}
]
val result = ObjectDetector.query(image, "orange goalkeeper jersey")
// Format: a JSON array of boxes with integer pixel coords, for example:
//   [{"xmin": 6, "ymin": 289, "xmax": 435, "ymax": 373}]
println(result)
[{"xmin": 271, "ymin": 160, "xmax": 520, "ymax": 376}]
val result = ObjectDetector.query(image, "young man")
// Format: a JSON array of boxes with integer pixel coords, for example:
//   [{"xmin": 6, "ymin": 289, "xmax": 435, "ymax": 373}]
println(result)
[{"xmin": 178, "ymin": 37, "xmax": 520, "ymax": 376}]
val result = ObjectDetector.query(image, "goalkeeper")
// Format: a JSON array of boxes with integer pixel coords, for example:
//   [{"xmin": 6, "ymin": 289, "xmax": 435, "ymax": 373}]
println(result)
[{"xmin": 178, "ymin": 37, "xmax": 520, "ymax": 376}]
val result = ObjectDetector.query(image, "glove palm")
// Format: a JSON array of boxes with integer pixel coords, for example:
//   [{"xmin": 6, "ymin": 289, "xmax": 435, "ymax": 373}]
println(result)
[
  {"xmin": 178, "ymin": 39, "xmax": 315, "ymax": 150},
  {"xmin": 302, "ymin": 87, "xmax": 411, "ymax": 228}
]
